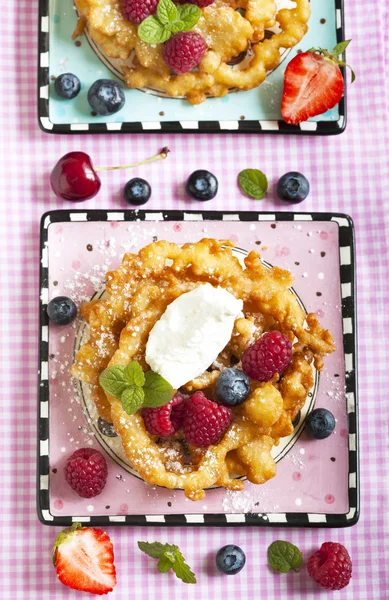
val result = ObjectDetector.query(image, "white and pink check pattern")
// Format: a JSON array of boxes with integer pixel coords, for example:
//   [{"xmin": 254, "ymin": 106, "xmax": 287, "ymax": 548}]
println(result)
[{"xmin": 1, "ymin": 1, "xmax": 389, "ymax": 599}]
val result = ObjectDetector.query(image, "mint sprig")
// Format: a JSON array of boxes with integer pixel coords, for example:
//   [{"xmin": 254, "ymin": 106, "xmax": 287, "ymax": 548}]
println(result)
[
  {"xmin": 238, "ymin": 169, "xmax": 268, "ymax": 200},
  {"xmin": 138, "ymin": 0, "xmax": 201, "ymax": 45},
  {"xmin": 268, "ymin": 540, "xmax": 303, "ymax": 573},
  {"xmin": 138, "ymin": 541, "xmax": 197, "ymax": 584},
  {"xmin": 99, "ymin": 361, "xmax": 174, "ymax": 415}
]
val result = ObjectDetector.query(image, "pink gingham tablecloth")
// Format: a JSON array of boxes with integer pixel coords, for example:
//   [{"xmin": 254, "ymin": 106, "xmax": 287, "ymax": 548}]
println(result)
[{"xmin": 1, "ymin": 1, "xmax": 389, "ymax": 599}]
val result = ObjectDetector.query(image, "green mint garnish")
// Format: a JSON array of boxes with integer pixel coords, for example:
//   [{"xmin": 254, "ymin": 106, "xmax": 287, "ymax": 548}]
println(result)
[
  {"xmin": 99, "ymin": 361, "xmax": 174, "ymax": 415},
  {"xmin": 138, "ymin": 0, "xmax": 201, "ymax": 45},
  {"xmin": 143, "ymin": 371, "xmax": 174, "ymax": 408},
  {"xmin": 268, "ymin": 540, "xmax": 303, "ymax": 573},
  {"xmin": 138, "ymin": 541, "xmax": 197, "ymax": 584},
  {"xmin": 238, "ymin": 169, "xmax": 268, "ymax": 200},
  {"xmin": 121, "ymin": 386, "xmax": 145, "ymax": 414}
]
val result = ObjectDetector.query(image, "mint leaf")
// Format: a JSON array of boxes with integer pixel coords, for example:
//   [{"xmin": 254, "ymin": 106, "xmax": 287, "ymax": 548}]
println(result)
[
  {"xmin": 124, "ymin": 361, "xmax": 145, "ymax": 388},
  {"xmin": 238, "ymin": 169, "xmax": 268, "ymax": 200},
  {"xmin": 157, "ymin": 0, "xmax": 177, "ymax": 25},
  {"xmin": 138, "ymin": 541, "xmax": 166, "ymax": 559},
  {"xmin": 171, "ymin": 548, "xmax": 197, "ymax": 584},
  {"xmin": 168, "ymin": 20, "xmax": 185, "ymax": 33},
  {"xmin": 121, "ymin": 386, "xmax": 144, "ymax": 415},
  {"xmin": 143, "ymin": 371, "xmax": 174, "ymax": 408},
  {"xmin": 138, "ymin": 542, "xmax": 196, "ymax": 584},
  {"xmin": 177, "ymin": 4, "xmax": 201, "ymax": 31},
  {"xmin": 158, "ymin": 556, "xmax": 173, "ymax": 573},
  {"xmin": 331, "ymin": 39, "xmax": 351, "ymax": 57},
  {"xmin": 99, "ymin": 365, "xmax": 128, "ymax": 399},
  {"xmin": 138, "ymin": 16, "xmax": 171, "ymax": 44},
  {"xmin": 268, "ymin": 541, "xmax": 303, "ymax": 573}
]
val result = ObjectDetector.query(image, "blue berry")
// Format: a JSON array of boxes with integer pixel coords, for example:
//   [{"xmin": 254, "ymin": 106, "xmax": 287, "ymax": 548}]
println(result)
[
  {"xmin": 47, "ymin": 296, "xmax": 77, "ymax": 325},
  {"xmin": 215, "ymin": 368, "xmax": 250, "ymax": 406},
  {"xmin": 124, "ymin": 178, "xmax": 151, "ymax": 206},
  {"xmin": 54, "ymin": 73, "xmax": 81, "ymax": 99},
  {"xmin": 305, "ymin": 408, "xmax": 335, "ymax": 439},
  {"xmin": 87, "ymin": 79, "xmax": 125, "ymax": 115},
  {"xmin": 186, "ymin": 170, "xmax": 218, "ymax": 201},
  {"xmin": 277, "ymin": 171, "xmax": 310, "ymax": 203},
  {"xmin": 216, "ymin": 545, "xmax": 246, "ymax": 575}
]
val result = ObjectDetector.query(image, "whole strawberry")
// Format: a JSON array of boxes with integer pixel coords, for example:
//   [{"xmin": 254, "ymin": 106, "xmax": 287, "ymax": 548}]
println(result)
[
  {"xmin": 64, "ymin": 448, "xmax": 108, "ymax": 498},
  {"xmin": 307, "ymin": 542, "xmax": 352, "ymax": 590},
  {"xmin": 183, "ymin": 391, "xmax": 233, "ymax": 447},
  {"xmin": 281, "ymin": 40, "xmax": 355, "ymax": 125},
  {"xmin": 163, "ymin": 32, "xmax": 206, "ymax": 75},
  {"xmin": 52, "ymin": 523, "xmax": 116, "ymax": 595},
  {"xmin": 122, "ymin": 0, "xmax": 159, "ymax": 24}
]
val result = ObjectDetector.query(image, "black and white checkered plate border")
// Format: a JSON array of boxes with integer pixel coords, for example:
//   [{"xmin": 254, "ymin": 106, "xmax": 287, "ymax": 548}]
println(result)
[
  {"xmin": 38, "ymin": 210, "xmax": 358, "ymax": 526},
  {"xmin": 38, "ymin": 0, "xmax": 346, "ymax": 135}
]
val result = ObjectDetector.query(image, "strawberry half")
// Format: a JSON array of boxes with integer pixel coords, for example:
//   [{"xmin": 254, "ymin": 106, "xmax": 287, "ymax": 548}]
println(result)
[
  {"xmin": 281, "ymin": 40, "xmax": 355, "ymax": 125},
  {"xmin": 52, "ymin": 523, "xmax": 116, "ymax": 595}
]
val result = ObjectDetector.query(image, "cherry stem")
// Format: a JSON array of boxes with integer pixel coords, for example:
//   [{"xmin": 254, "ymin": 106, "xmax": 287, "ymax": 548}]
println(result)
[{"xmin": 95, "ymin": 147, "xmax": 170, "ymax": 172}]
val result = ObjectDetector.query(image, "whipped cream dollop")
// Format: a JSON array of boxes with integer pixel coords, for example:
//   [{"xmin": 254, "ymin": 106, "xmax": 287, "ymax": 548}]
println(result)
[{"xmin": 145, "ymin": 283, "xmax": 243, "ymax": 389}]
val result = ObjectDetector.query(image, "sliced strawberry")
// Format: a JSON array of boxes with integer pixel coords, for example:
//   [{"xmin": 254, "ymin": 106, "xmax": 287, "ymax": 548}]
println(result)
[
  {"xmin": 53, "ymin": 523, "xmax": 116, "ymax": 595},
  {"xmin": 281, "ymin": 51, "xmax": 344, "ymax": 125}
]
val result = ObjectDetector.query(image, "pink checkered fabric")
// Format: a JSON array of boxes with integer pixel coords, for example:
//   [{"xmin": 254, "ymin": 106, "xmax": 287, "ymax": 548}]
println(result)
[{"xmin": 1, "ymin": 1, "xmax": 389, "ymax": 599}]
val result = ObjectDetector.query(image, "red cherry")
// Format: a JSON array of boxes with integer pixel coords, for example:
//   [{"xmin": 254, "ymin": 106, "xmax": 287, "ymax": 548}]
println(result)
[{"xmin": 50, "ymin": 151, "xmax": 101, "ymax": 201}]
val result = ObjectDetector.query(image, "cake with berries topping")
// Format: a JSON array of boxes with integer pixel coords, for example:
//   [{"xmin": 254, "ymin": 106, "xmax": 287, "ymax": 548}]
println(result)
[
  {"xmin": 71, "ymin": 239, "xmax": 335, "ymax": 501},
  {"xmin": 73, "ymin": 0, "xmax": 310, "ymax": 104}
]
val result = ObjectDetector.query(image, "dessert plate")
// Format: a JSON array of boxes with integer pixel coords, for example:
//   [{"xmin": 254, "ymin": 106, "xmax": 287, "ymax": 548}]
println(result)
[
  {"xmin": 37, "ymin": 210, "xmax": 358, "ymax": 526},
  {"xmin": 38, "ymin": 0, "xmax": 346, "ymax": 135}
]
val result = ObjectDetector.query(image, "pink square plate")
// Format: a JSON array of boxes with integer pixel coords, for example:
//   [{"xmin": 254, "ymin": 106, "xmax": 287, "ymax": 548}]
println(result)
[{"xmin": 37, "ymin": 210, "xmax": 358, "ymax": 527}]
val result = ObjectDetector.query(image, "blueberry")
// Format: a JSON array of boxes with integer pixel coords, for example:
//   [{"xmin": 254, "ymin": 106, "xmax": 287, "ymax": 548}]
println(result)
[
  {"xmin": 305, "ymin": 408, "xmax": 335, "ymax": 439},
  {"xmin": 47, "ymin": 296, "xmax": 77, "ymax": 325},
  {"xmin": 186, "ymin": 170, "xmax": 218, "ymax": 201},
  {"xmin": 124, "ymin": 178, "xmax": 151, "ymax": 206},
  {"xmin": 215, "ymin": 368, "xmax": 250, "ymax": 406},
  {"xmin": 216, "ymin": 545, "xmax": 246, "ymax": 575},
  {"xmin": 277, "ymin": 171, "xmax": 310, "ymax": 203},
  {"xmin": 87, "ymin": 79, "xmax": 125, "ymax": 115},
  {"xmin": 54, "ymin": 73, "xmax": 81, "ymax": 99}
]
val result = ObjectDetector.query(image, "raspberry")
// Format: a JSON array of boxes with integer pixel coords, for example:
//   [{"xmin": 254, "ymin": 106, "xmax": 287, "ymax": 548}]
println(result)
[
  {"xmin": 122, "ymin": 0, "xmax": 158, "ymax": 24},
  {"xmin": 241, "ymin": 331, "xmax": 292, "ymax": 382},
  {"xmin": 307, "ymin": 542, "xmax": 352, "ymax": 590},
  {"xmin": 163, "ymin": 32, "xmax": 206, "ymax": 75},
  {"xmin": 183, "ymin": 0, "xmax": 215, "ymax": 7},
  {"xmin": 183, "ymin": 391, "xmax": 233, "ymax": 447},
  {"xmin": 142, "ymin": 393, "xmax": 186, "ymax": 437},
  {"xmin": 64, "ymin": 448, "xmax": 108, "ymax": 498}
]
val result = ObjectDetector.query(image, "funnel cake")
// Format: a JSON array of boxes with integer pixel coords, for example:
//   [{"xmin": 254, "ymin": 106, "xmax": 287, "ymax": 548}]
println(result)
[
  {"xmin": 72, "ymin": 239, "xmax": 335, "ymax": 501},
  {"xmin": 73, "ymin": 0, "xmax": 310, "ymax": 104}
]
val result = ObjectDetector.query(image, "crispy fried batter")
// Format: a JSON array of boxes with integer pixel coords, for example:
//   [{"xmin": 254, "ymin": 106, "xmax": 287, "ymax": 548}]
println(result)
[
  {"xmin": 72, "ymin": 239, "xmax": 335, "ymax": 500},
  {"xmin": 73, "ymin": 0, "xmax": 310, "ymax": 104}
]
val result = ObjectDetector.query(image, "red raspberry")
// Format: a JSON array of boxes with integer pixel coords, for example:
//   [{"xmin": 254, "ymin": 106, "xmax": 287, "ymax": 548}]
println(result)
[
  {"xmin": 182, "ymin": 0, "xmax": 215, "ymax": 7},
  {"xmin": 241, "ymin": 331, "xmax": 292, "ymax": 381},
  {"xmin": 183, "ymin": 391, "xmax": 233, "ymax": 447},
  {"xmin": 64, "ymin": 448, "xmax": 108, "ymax": 498},
  {"xmin": 122, "ymin": 0, "xmax": 158, "ymax": 24},
  {"xmin": 142, "ymin": 393, "xmax": 186, "ymax": 437},
  {"xmin": 307, "ymin": 542, "xmax": 352, "ymax": 590},
  {"xmin": 163, "ymin": 32, "xmax": 206, "ymax": 75}
]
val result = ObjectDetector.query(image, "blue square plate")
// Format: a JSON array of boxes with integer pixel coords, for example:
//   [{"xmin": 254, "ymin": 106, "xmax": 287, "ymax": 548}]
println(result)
[{"xmin": 38, "ymin": 0, "xmax": 346, "ymax": 134}]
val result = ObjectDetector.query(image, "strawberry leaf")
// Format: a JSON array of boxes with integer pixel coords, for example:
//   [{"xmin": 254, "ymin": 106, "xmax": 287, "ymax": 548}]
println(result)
[{"xmin": 331, "ymin": 39, "xmax": 351, "ymax": 57}]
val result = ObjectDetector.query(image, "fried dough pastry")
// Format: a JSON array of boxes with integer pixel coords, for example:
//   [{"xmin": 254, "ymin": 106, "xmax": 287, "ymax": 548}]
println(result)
[
  {"xmin": 73, "ymin": 0, "xmax": 310, "ymax": 104},
  {"xmin": 72, "ymin": 239, "xmax": 335, "ymax": 500}
]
